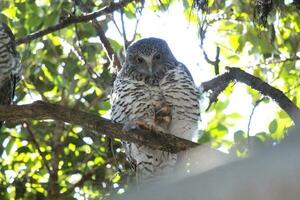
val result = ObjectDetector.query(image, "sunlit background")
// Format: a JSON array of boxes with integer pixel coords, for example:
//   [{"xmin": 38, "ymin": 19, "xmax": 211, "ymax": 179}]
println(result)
[{"xmin": 0, "ymin": 0, "xmax": 298, "ymax": 199}]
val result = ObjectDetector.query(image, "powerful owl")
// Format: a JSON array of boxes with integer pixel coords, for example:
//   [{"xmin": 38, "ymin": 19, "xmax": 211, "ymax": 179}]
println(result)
[
  {"xmin": 0, "ymin": 22, "xmax": 21, "ymax": 129},
  {"xmin": 111, "ymin": 38, "xmax": 199, "ymax": 179}
]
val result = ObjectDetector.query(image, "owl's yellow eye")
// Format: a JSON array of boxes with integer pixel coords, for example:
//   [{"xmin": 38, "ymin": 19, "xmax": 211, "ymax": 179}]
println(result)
[{"xmin": 136, "ymin": 57, "xmax": 144, "ymax": 63}]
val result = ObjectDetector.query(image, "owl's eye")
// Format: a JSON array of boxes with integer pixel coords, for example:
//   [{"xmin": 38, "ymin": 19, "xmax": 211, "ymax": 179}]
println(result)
[
  {"xmin": 136, "ymin": 57, "xmax": 144, "ymax": 63},
  {"xmin": 154, "ymin": 54, "xmax": 161, "ymax": 60}
]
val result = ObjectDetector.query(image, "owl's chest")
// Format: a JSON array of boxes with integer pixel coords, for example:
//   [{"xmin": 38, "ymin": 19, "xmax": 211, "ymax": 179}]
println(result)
[
  {"xmin": 111, "ymin": 80, "xmax": 159, "ymax": 123},
  {"xmin": 111, "ymin": 69, "xmax": 199, "ymax": 127},
  {"xmin": 128, "ymin": 84, "xmax": 163, "ymax": 120}
]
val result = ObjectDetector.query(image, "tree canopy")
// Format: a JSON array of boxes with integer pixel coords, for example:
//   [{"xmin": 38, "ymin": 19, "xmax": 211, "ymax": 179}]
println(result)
[{"xmin": 0, "ymin": 0, "xmax": 299, "ymax": 199}]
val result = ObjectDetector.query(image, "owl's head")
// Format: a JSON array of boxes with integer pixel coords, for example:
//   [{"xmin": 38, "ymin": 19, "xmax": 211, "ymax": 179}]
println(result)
[
  {"xmin": 0, "ymin": 22, "xmax": 15, "ymax": 45},
  {"xmin": 124, "ymin": 38, "xmax": 177, "ymax": 78}
]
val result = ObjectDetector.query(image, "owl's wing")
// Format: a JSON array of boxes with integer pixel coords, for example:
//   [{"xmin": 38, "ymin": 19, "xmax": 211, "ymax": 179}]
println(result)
[
  {"xmin": 176, "ymin": 62, "xmax": 195, "ymax": 83},
  {"xmin": 0, "ymin": 22, "xmax": 21, "ymax": 130},
  {"xmin": 0, "ymin": 77, "xmax": 15, "ymax": 128},
  {"xmin": 110, "ymin": 76, "xmax": 132, "ymax": 124}
]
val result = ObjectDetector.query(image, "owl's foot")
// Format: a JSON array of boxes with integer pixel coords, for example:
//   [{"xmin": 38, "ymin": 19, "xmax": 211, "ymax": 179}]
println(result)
[
  {"xmin": 153, "ymin": 101, "xmax": 172, "ymax": 126},
  {"xmin": 135, "ymin": 120, "xmax": 151, "ymax": 130},
  {"xmin": 122, "ymin": 121, "xmax": 150, "ymax": 132}
]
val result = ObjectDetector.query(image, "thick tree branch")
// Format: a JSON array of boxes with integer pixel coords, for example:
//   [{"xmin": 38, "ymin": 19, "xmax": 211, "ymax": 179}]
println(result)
[
  {"xmin": 201, "ymin": 67, "xmax": 300, "ymax": 124},
  {"xmin": 0, "ymin": 101, "xmax": 198, "ymax": 153},
  {"xmin": 16, "ymin": 0, "xmax": 135, "ymax": 45}
]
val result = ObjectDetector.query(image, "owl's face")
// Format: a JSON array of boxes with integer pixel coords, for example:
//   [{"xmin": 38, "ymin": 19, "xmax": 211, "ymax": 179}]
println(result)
[{"xmin": 125, "ymin": 38, "xmax": 177, "ymax": 77}]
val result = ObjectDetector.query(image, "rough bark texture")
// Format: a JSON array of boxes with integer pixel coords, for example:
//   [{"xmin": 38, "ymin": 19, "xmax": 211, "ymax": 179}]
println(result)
[
  {"xmin": 201, "ymin": 67, "xmax": 300, "ymax": 124},
  {"xmin": 16, "ymin": 0, "xmax": 136, "ymax": 45},
  {"xmin": 0, "ymin": 101, "xmax": 198, "ymax": 153}
]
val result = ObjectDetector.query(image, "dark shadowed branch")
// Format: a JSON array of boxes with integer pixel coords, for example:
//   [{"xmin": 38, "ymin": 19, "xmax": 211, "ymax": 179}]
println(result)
[
  {"xmin": 201, "ymin": 67, "xmax": 300, "ymax": 124},
  {"xmin": 247, "ymin": 97, "xmax": 266, "ymax": 138},
  {"xmin": 203, "ymin": 46, "xmax": 220, "ymax": 75},
  {"xmin": 0, "ymin": 101, "xmax": 198, "ymax": 153},
  {"xmin": 16, "ymin": 0, "xmax": 135, "ymax": 45}
]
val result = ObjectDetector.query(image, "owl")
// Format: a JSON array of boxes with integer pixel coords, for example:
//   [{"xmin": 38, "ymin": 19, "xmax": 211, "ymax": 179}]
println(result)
[
  {"xmin": 0, "ymin": 22, "xmax": 21, "ymax": 129},
  {"xmin": 111, "ymin": 38, "xmax": 199, "ymax": 179}
]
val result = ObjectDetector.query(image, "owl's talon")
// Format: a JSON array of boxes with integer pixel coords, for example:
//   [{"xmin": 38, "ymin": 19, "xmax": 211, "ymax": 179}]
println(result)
[
  {"xmin": 153, "ymin": 101, "xmax": 172, "ymax": 127},
  {"xmin": 163, "ymin": 116, "xmax": 171, "ymax": 124},
  {"xmin": 122, "ymin": 123, "xmax": 140, "ymax": 132},
  {"xmin": 154, "ymin": 102, "xmax": 172, "ymax": 117},
  {"xmin": 122, "ymin": 121, "xmax": 150, "ymax": 132},
  {"xmin": 135, "ymin": 121, "xmax": 150, "ymax": 129}
]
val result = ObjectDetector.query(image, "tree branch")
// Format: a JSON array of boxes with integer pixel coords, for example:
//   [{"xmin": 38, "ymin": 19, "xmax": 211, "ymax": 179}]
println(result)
[
  {"xmin": 203, "ymin": 46, "xmax": 220, "ymax": 75},
  {"xmin": 201, "ymin": 67, "xmax": 300, "ymax": 124},
  {"xmin": 76, "ymin": 0, "xmax": 122, "ymax": 71},
  {"xmin": 0, "ymin": 101, "xmax": 198, "ymax": 153},
  {"xmin": 16, "ymin": 0, "xmax": 135, "ymax": 45},
  {"xmin": 247, "ymin": 97, "xmax": 265, "ymax": 138}
]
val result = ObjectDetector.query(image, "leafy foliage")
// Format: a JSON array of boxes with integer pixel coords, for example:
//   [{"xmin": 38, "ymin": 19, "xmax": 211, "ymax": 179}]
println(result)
[{"xmin": 0, "ymin": 0, "xmax": 299, "ymax": 199}]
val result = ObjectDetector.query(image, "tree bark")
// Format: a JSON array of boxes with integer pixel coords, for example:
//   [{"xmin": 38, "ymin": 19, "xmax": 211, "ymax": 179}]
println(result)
[
  {"xmin": 201, "ymin": 67, "xmax": 300, "ymax": 124},
  {"xmin": 0, "ymin": 101, "xmax": 198, "ymax": 153}
]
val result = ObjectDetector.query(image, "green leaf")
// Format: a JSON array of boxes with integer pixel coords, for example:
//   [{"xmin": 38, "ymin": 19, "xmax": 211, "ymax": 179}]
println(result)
[
  {"xmin": 268, "ymin": 119, "xmax": 278, "ymax": 133},
  {"xmin": 229, "ymin": 34, "xmax": 241, "ymax": 51},
  {"xmin": 255, "ymin": 132, "xmax": 268, "ymax": 142},
  {"xmin": 2, "ymin": 6, "xmax": 18, "ymax": 20},
  {"xmin": 68, "ymin": 143, "xmax": 76, "ymax": 152},
  {"xmin": 227, "ymin": 112, "xmax": 242, "ymax": 119},
  {"xmin": 17, "ymin": 146, "xmax": 31, "ymax": 153}
]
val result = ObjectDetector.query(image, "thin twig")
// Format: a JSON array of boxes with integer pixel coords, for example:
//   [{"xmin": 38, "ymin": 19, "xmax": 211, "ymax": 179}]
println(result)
[
  {"xmin": 73, "ymin": 24, "xmax": 112, "ymax": 94},
  {"xmin": 203, "ymin": 46, "xmax": 220, "ymax": 75},
  {"xmin": 214, "ymin": 46, "xmax": 220, "ymax": 75},
  {"xmin": 74, "ymin": 25, "xmax": 101, "ymax": 78},
  {"xmin": 247, "ymin": 97, "xmax": 266, "ymax": 139},
  {"xmin": 112, "ymin": 15, "xmax": 123, "ymax": 36},
  {"xmin": 127, "ymin": 15, "xmax": 141, "ymax": 45},
  {"xmin": 16, "ymin": 0, "xmax": 135, "ymax": 45},
  {"xmin": 77, "ymin": 0, "xmax": 122, "ymax": 71},
  {"xmin": 120, "ymin": 9, "xmax": 129, "ymax": 49},
  {"xmin": 253, "ymin": 56, "xmax": 300, "ymax": 68}
]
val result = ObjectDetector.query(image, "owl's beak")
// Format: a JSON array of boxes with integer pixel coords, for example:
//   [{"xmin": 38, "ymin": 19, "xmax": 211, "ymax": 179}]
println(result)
[{"xmin": 148, "ymin": 64, "xmax": 153, "ymax": 75}]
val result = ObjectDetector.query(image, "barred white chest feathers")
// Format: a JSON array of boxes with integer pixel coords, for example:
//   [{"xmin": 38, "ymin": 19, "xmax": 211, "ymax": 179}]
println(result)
[
  {"xmin": 0, "ymin": 22, "xmax": 21, "ymax": 129},
  {"xmin": 111, "ymin": 38, "xmax": 199, "ymax": 179}
]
